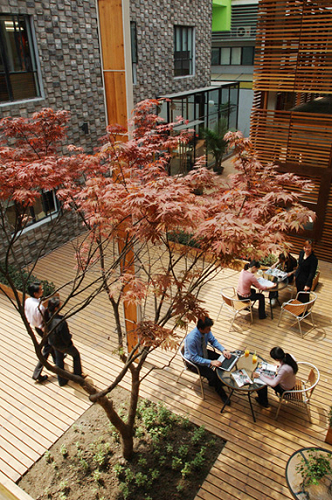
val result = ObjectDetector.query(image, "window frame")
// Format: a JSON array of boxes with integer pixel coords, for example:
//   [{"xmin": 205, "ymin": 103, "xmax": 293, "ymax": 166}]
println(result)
[
  {"xmin": 130, "ymin": 21, "xmax": 137, "ymax": 85},
  {"xmin": 0, "ymin": 13, "xmax": 42, "ymax": 105},
  {"xmin": 5, "ymin": 190, "xmax": 60, "ymax": 233},
  {"xmin": 174, "ymin": 25, "xmax": 195, "ymax": 78},
  {"xmin": 211, "ymin": 45, "xmax": 255, "ymax": 66}
]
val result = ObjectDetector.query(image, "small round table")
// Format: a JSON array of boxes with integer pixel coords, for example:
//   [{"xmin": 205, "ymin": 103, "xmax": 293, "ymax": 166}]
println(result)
[
  {"xmin": 217, "ymin": 351, "xmax": 266, "ymax": 422},
  {"xmin": 285, "ymin": 447, "xmax": 332, "ymax": 499}
]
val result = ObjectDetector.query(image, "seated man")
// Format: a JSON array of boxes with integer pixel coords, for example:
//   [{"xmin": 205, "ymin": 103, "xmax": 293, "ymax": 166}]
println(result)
[{"xmin": 184, "ymin": 317, "xmax": 231, "ymax": 404}]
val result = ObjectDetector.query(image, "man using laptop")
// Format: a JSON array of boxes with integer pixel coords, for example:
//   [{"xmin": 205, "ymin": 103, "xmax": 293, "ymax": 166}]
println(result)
[{"xmin": 184, "ymin": 317, "xmax": 231, "ymax": 404}]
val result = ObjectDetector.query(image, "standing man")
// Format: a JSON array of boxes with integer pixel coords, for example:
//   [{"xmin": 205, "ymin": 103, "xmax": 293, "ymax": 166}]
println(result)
[
  {"xmin": 24, "ymin": 282, "xmax": 55, "ymax": 383},
  {"xmin": 184, "ymin": 317, "xmax": 231, "ymax": 404}
]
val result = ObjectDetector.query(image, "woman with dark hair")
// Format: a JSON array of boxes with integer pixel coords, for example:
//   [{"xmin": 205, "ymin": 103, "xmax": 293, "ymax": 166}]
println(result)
[
  {"xmin": 293, "ymin": 240, "xmax": 318, "ymax": 303},
  {"xmin": 46, "ymin": 297, "xmax": 83, "ymax": 387},
  {"xmin": 237, "ymin": 260, "xmax": 276, "ymax": 320},
  {"xmin": 253, "ymin": 346, "xmax": 298, "ymax": 408}
]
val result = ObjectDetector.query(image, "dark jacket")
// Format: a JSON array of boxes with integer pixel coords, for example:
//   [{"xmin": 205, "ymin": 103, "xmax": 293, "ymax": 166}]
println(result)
[
  {"xmin": 295, "ymin": 250, "xmax": 318, "ymax": 289},
  {"xmin": 48, "ymin": 314, "xmax": 73, "ymax": 349}
]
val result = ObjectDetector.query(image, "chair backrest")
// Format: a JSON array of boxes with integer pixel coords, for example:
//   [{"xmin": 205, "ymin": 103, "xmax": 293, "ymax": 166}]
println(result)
[
  {"xmin": 298, "ymin": 361, "xmax": 320, "ymax": 399},
  {"xmin": 221, "ymin": 287, "xmax": 237, "ymax": 309}
]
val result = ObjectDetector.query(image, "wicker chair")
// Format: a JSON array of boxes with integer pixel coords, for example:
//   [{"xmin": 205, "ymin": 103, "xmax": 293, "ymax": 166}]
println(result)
[
  {"xmin": 176, "ymin": 344, "xmax": 205, "ymax": 399},
  {"xmin": 216, "ymin": 286, "xmax": 254, "ymax": 330},
  {"xmin": 275, "ymin": 362, "xmax": 320, "ymax": 421},
  {"xmin": 278, "ymin": 291, "xmax": 317, "ymax": 337}
]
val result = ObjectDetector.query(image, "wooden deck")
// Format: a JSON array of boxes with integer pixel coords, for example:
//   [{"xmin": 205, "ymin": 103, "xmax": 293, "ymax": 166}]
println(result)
[{"xmin": 1, "ymin": 240, "xmax": 332, "ymax": 500}]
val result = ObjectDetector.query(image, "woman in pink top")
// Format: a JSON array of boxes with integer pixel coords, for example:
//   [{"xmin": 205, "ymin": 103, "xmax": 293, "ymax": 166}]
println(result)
[
  {"xmin": 254, "ymin": 346, "xmax": 297, "ymax": 408},
  {"xmin": 237, "ymin": 260, "xmax": 275, "ymax": 320}
]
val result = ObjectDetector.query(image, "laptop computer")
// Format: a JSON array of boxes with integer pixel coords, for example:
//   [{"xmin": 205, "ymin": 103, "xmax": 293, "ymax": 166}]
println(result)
[{"xmin": 217, "ymin": 353, "xmax": 239, "ymax": 371}]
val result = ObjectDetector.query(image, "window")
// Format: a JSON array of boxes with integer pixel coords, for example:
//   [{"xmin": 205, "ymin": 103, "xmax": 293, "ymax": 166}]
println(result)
[
  {"xmin": 5, "ymin": 191, "xmax": 59, "ymax": 231},
  {"xmin": 130, "ymin": 21, "xmax": 137, "ymax": 85},
  {"xmin": 0, "ymin": 14, "xmax": 41, "ymax": 104},
  {"xmin": 174, "ymin": 26, "xmax": 194, "ymax": 77},
  {"xmin": 211, "ymin": 46, "xmax": 255, "ymax": 66}
]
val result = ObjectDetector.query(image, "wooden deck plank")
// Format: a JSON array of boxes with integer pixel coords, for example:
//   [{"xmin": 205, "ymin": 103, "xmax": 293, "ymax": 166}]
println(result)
[{"xmin": 0, "ymin": 240, "xmax": 332, "ymax": 500}]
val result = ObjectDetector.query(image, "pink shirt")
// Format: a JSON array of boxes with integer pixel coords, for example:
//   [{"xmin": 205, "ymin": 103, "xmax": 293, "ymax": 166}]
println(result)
[
  {"xmin": 259, "ymin": 362, "xmax": 296, "ymax": 390},
  {"xmin": 237, "ymin": 269, "xmax": 269, "ymax": 297}
]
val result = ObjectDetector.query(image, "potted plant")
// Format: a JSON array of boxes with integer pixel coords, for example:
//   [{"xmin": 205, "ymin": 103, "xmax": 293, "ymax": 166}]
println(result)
[
  {"xmin": 201, "ymin": 118, "xmax": 228, "ymax": 174},
  {"xmin": 295, "ymin": 448, "xmax": 332, "ymax": 499},
  {"xmin": 325, "ymin": 407, "xmax": 332, "ymax": 445}
]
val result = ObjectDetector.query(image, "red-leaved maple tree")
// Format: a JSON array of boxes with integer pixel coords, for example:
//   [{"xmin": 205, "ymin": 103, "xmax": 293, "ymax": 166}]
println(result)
[{"xmin": 0, "ymin": 102, "xmax": 314, "ymax": 458}]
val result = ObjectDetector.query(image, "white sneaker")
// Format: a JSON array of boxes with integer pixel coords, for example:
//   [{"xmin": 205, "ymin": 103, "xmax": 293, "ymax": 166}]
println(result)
[{"xmin": 270, "ymin": 298, "xmax": 277, "ymax": 307}]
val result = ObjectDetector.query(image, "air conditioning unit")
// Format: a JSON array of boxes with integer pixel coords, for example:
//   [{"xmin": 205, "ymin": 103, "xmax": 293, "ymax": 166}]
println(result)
[{"xmin": 236, "ymin": 26, "xmax": 251, "ymax": 37}]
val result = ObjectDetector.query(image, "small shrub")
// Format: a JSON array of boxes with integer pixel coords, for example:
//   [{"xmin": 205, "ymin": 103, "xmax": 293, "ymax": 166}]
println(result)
[
  {"xmin": 60, "ymin": 444, "xmax": 68, "ymax": 458},
  {"xmin": 191, "ymin": 425, "xmax": 206, "ymax": 445},
  {"xmin": 0, "ymin": 264, "xmax": 55, "ymax": 296},
  {"xmin": 296, "ymin": 448, "xmax": 332, "ymax": 487}
]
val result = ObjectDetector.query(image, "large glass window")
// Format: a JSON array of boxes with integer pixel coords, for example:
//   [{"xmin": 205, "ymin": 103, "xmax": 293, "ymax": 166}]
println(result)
[
  {"xmin": 130, "ymin": 21, "xmax": 137, "ymax": 85},
  {"xmin": 212, "ymin": 46, "xmax": 255, "ymax": 66},
  {"xmin": 5, "ymin": 191, "xmax": 59, "ymax": 231},
  {"xmin": 0, "ymin": 14, "xmax": 41, "ymax": 104},
  {"xmin": 174, "ymin": 26, "xmax": 194, "ymax": 77}
]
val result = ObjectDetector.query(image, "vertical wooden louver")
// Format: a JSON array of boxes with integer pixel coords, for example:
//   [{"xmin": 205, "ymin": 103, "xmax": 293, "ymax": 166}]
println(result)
[{"xmin": 251, "ymin": 0, "xmax": 332, "ymax": 261}]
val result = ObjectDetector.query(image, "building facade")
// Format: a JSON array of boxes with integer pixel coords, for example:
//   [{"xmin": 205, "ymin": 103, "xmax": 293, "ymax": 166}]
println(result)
[
  {"xmin": 211, "ymin": 0, "xmax": 258, "ymax": 137},
  {"xmin": 0, "ymin": 0, "xmax": 215, "ymax": 265},
  {"xmin": 250, "ymin": 0, "xmax": 332, "ymax": 261}
]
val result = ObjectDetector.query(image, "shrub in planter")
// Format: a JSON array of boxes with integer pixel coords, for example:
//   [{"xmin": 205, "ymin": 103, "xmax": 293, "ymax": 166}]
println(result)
[
  {"xmin": 259, "ymin": 254, "xmax": 278, "ymax": 267},
  {"xmin": 0, "ymin": 264, "xmax": 56, "ymax": 297},
  {"xmin": 167, "ymin": 230, "xmax": 200, "ymax": 249}
]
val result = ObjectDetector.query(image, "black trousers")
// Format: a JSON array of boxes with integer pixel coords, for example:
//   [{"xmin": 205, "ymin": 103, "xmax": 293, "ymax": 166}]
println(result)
[
  {"xmin": 32, "ymin": 327, "xmax": 56, "ymax": 380},
  {"xmin": 256, "ymin": 383, "xmax": 285, "ymax": 404},
  {"xmin": 296, "ymin": 280, "xmax": 310, "ymax": 303},
  {"xmin": 54, "ymin": 344, "xmax": 82, "ymax": 386},
  {"xmin": 238, "ymin": 289, "xmax": 266, "ymax": 319},
  {"xmin": 185, "ymin": 349, "xmax": 227, "ymax": 398}
]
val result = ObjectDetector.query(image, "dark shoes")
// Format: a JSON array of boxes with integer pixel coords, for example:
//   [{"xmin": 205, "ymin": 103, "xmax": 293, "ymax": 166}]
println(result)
[
  {"xmin": 255, "ymin": 396, "xmax": 270, "ymax": 408},
  {"xmin": 35, "ymin": 375, "xmax": 48, "ymax": 383},
  {"xmin": 259, "ymin": 315, "xmax": 267, "ymax": 320}
]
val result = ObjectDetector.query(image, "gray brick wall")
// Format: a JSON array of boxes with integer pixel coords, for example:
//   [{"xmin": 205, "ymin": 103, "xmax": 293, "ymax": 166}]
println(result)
[
  {"xmin": 0, "ymin": 0, "xmax": 106, "ymax": 152},
  {"xmin": 130, "ymin": 0, "xmax": 212, "ymax": 102},
  {"xmin": 0, "ymin": 0, "xmax": 106, "ymax": 266}
]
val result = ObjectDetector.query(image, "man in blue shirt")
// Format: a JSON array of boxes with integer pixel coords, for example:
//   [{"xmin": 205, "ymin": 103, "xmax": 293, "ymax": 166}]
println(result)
[{"xmin": 184, "ymin": 317, "xmax": 231, "ymax": 404}]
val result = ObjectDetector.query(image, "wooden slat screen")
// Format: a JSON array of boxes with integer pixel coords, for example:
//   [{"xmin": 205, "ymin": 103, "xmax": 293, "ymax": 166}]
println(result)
[
  {"xmin": 253, "ymin": 0, "xmax": 332, "ymax": 93},
  {"xmin": 250, "ymin": 109, "xmax": 332, "ymax": 170}
]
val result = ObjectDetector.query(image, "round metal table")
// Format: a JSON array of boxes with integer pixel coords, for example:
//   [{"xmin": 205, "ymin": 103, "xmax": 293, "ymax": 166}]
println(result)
[{"xmin": 217, "ymin": 351, "xmax": 266, "ymax": 422}]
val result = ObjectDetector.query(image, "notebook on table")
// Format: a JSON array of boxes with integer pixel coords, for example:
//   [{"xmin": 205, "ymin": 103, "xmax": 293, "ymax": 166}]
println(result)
[{"xmin": 217, "ymin": 353, "xmax": 239, "ymax": 371}]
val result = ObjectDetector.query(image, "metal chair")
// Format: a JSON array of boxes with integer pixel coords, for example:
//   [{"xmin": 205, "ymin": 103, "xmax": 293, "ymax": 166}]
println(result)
[
  {"xmin": 176, "ymin": 344, "xmax": 205, "ymax": 399},
  {"xmin": 216, "ymin": 286, "xmax": 254, "ymax": 330},
  {"xmin": 278, "ymin": 291, "xmax": 317, "ymax": 337},
  {"xmin": 275, "ymin": 361, "xmax": 320, "ymax": 421}
]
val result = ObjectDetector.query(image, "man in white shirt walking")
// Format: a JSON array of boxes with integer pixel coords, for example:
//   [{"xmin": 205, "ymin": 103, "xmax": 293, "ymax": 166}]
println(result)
[{"xmin": 24, "ymin": 282, "xmax": 55, "ymax": 383}]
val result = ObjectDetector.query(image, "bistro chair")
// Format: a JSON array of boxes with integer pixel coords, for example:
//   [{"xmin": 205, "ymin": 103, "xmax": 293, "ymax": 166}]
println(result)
[
  {"xmin": 278, "ymin": 291, "xmax": 317, "ymax": 337},
  {"xmin": 275, "ymin": 362, "xmax": 320, "ymax": 422},
  {"xmin": 216, "ymin": 286, "xmax": 254, "ymax": 331},
  {"xmin": 176, "ymin": 344, "xmax": 205, "ymax": 399}
]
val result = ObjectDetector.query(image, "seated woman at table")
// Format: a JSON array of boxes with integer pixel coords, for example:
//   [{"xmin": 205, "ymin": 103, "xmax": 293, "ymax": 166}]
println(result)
[
  {"xmin": 271, "ymin": 252, "xmax": 298, "ymax": 283},
  {"xmin": 237, "ymin": 260, "xmax": 276, "ymax": 320},
  {"xmin": 253, "ymin": 346, "xmax": 297, "ymax": 408},
  {"xmin": 293, "ymin": 239, "xmax": 318, "ymax": 303}
]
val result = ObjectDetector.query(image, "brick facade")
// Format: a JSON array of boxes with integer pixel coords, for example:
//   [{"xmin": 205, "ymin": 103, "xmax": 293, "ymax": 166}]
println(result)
[
  {"xmin": 0, "ymin": 0, "xmax": 212, "ymax": 267},
  {"xmin": 130, "ymin": 0, "xmax": 212, "ymax": 103},
  {"xmin": 0, "ymin": 0, "xmax": 106, "ymax": 151}
]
